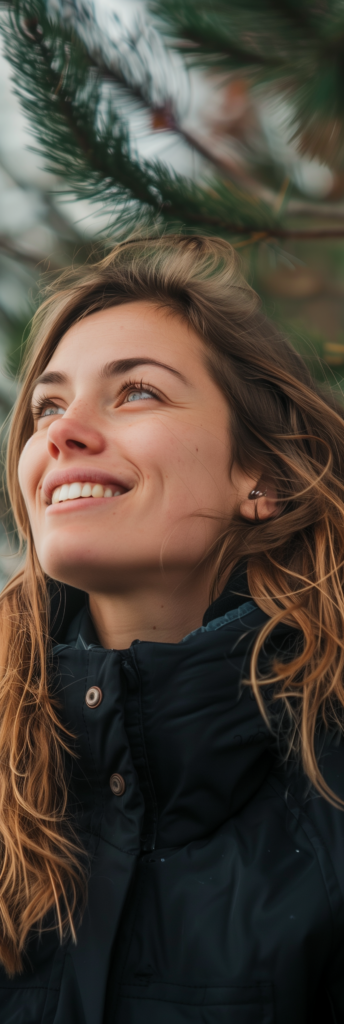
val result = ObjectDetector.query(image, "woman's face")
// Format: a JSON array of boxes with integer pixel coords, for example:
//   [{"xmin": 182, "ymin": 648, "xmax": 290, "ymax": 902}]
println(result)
[{"xmin": 18, "ymin": 302, "xmax": 247, "ymax": 594}]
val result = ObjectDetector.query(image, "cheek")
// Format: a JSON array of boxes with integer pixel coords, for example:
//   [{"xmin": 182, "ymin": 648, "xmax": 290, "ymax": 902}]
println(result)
[
  {"xmin": 157, "ymin": 425, "xmax": 229, "ymax": 502},
  {"xmin": 166, "ymin": 424, "xmax": 223, "ymax": 481}
]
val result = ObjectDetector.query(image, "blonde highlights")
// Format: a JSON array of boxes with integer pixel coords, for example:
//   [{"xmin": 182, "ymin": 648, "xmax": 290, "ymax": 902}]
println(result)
[{"xmin": 1, "ymin": 234, "xmax": 344, "ymax": 973}]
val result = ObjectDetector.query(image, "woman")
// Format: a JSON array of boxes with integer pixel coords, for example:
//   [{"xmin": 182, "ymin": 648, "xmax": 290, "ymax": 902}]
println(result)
[{"xmin": 0, "ymin": 235, "xmax": 344, "ymax": 1024}]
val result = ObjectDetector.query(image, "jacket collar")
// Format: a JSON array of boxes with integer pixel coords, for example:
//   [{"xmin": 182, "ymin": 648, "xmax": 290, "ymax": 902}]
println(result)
[
  {"xmin": 49, "ymin": 563, "xmax": 294, "ymax": 847},
  {"xmin": 203, "ymin": 560, "xmax": 250, "ymax": 624},
  {"xmin": 52, "ymin": 598, "xmax": 277, "ymax": 848}
]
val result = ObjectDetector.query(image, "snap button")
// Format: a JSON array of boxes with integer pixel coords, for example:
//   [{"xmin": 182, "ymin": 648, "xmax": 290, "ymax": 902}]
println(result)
[
  {"xmin": 109, "ymin": 773, "xmax": 126, "ymax": 796},
  {"xmin": 85, "ymin": 686, "xmax": 103, "ymax": 708}
]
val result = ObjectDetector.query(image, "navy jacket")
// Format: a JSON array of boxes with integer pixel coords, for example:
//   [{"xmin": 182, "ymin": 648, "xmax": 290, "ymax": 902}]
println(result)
[{"xmin": 1, "ymin": 568, "xmax": 344, "ymax": 1024}]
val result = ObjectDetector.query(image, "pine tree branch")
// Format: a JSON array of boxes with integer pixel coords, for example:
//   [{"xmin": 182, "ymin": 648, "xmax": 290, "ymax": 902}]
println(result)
[
  {"xmin": 45, "ymin": 4, "xmax": 273, "ymax": 206},
  {"xmin": 8, "ymin": 11, "xmax": 163, "ymax": 212},
  {"xmin": 80, "ymin": 42, "xmax": 277, "ymax": 206},
  {"xmin": 40, "ymin": 10, "xmax": 344, "ymax": 223},
  {"xmin": 2, "ymin": 1, "xmax": 281, "ymax": 237},
  {"xmin": 151, "ymin": 0, "xmax": 344, "ymax": 169},
  {"xmin": 150, "ymin": 0, "xmax": 303, "ymax": 69},
  {"xmin": 4, "ymin": 0, "xmax": 344, "ymax": 242}
]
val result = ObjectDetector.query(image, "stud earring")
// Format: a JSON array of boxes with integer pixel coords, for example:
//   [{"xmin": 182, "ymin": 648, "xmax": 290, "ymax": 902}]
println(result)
[{"xmin": 248, "ymin": 488, "xmax": 267, "ymax": 500}]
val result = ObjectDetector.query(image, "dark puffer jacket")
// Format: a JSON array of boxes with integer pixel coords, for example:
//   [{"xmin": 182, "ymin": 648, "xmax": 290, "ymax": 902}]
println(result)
[{"xmin": 1, "ymin": 568, "xmax": 344, "ymax": 1024}]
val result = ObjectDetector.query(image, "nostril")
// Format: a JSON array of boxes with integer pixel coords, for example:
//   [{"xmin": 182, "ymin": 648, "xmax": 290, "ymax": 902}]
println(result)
[{"xmin": 66, "ymin": 440, "xmax": 87, "ymax": 449}]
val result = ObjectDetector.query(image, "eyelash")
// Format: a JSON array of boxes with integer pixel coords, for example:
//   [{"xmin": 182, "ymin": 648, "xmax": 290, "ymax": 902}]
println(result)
[
  {"xmin": 32, "ymin": 394, "xmax": 61, "ymax": 419},
  {"xmin": 31, "ymin": 379, "xmax": 160, "ymax": 419},
  {"xmin": 116, "ymin": 378, "xmax": 160, "ymax": 402}
]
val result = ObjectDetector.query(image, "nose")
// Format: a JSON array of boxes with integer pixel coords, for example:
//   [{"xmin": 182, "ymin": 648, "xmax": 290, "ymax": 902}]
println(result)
[{"xmin": 47, "ymin": 415, "xmax": 105, "ymax": 460}]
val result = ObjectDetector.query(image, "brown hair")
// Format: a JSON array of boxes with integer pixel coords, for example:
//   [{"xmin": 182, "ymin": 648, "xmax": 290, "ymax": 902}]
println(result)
[{"xmin": 2, "ymin": 234, "xmax": 344, "ymax": 973}]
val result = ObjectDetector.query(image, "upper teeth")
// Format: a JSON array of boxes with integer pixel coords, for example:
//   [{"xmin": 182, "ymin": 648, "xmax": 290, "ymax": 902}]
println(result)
[{"xmin": 51, "ymin": 482, "xmax": 122, "ymax": 504}]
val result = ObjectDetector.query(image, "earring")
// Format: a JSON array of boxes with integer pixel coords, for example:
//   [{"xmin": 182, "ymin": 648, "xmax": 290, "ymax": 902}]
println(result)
[{"xmin": 248, "ymin": 488, "xmax": 267, "ymax": 500}]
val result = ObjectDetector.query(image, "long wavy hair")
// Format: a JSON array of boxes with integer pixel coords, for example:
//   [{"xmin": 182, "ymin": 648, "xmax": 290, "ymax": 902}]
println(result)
[{"xmin": 1, "ymin": 234, "xmax": 344, "ymax": 974}]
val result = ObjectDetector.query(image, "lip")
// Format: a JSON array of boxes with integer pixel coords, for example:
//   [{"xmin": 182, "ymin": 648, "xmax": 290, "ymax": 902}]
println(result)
[
  {"xmin": 46, "ymin": 495, "xmax": 126, "ymax": 516},
  {"xmin": 42, "ymin": 467, "xmax": 131, "ymax": 505}
]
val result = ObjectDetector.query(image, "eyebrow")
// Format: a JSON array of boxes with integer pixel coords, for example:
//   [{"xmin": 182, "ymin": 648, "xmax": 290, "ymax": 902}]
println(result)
[
  {"xmin": 32, "ymin": 358, "xmax": 190, "ymax": 391},
  {"xmin": 32, "ymin": 370, "xmax": 67, "ymax": 390},
  {"xmin": 100, "ymin": 358, "xmax": 189, "ymax": 384}
]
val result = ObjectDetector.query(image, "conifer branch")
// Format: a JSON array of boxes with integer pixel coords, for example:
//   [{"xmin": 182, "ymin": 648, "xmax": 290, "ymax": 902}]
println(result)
[
  {"xmin": 152, "ymin": 0, "xmax": 344, "ymax": 169},
  {"xmin": 3, "ymin": 0, "xmax": 344, "ymax": 242},
  {"xmin": 1, "ymin": 0, "xmax": 280, "ymax": 237}
]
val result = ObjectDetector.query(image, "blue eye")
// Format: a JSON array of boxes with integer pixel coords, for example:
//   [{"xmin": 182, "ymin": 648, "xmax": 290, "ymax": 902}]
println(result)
[
  {"xmin": 41, "ymin": 406, "xmax": 65, "ymax": 418},
  {"xmin": 126, "ymin": 390, "xmax": 154, "ymax": 403}
]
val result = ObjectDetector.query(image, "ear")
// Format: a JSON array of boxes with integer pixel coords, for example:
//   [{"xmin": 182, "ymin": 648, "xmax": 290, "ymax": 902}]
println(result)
[{"xmin": 239, "ymin": 476, "xmax": 279, "ymax": 522}]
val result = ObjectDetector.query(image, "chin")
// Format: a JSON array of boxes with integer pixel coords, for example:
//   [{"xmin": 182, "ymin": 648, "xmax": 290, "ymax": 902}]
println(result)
[
  {"xmin": 38, "ymin": 546, "xmax": 135, "ymax": 594},
  {"xmin": 37, "ymin": 541, "xmax": 106, "ymax": 592}
]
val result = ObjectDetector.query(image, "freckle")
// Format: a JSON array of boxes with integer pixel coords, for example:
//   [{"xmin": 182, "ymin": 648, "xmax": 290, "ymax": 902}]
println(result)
[{"xmin": 152, "ymin": 626, "xmax": 156, "ymax": 630}]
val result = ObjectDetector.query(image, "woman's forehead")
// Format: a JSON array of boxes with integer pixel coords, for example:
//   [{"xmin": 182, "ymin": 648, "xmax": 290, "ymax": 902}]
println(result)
[{"xmin": 43, "ymin": 302, "xmax": 208, "ymax": 382}]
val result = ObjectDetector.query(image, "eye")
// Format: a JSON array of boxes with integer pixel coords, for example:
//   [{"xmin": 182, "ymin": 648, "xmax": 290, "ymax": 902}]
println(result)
[
  {"xmin": 119, "ymin": 380, "xmax": 160, "ymax": 405},
  {"xmin": 125, "ymin": 390, "xmax": 155, "ymax": 403},
  {"xmin": 40, "ymin": 405, "xmax": 65, "ymax": 418},
  {"xmin": 32, "ymin": 397, "xmax": 66, "ymax": 421}
]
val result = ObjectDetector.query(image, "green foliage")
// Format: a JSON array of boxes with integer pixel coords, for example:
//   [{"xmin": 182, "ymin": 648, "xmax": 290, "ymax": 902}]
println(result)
[
  {"xmin": 2, "ymin": 0, "xmax": 344, "ymax": 383},
  {"xmin": 151, "ymin": 0, "xmax": 344, "ymax": 168},
  {"xmin": 1, "ymin": 0, "xmax": 284, "ymax": 239}
]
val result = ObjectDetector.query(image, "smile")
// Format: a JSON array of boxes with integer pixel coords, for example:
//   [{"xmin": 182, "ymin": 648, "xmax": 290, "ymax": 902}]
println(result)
[{"xmin": 51, "ymin": 481, "xmax": 124, "ymax": 504}]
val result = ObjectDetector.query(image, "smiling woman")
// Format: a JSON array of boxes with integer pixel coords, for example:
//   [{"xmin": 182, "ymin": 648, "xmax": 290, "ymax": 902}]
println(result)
[
  {"xmin": 18, "ymin": 300, "xmax": 249, "ymax": 644},
  {"xmin": 1, "ymin": 236, "xmax": 344, "ymax": 1023}
]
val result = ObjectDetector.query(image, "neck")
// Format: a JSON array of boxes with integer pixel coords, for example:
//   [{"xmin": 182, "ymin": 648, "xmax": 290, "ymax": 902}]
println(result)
[{"xmin": 88, "ymin": 570, "xmax": 214, "ymax": 649}]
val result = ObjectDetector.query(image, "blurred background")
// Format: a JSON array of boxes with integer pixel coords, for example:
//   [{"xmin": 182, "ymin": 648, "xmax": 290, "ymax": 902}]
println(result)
[{"xmin": 1, "ymin": 0, "xmax": 344, "ymax": 584}]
